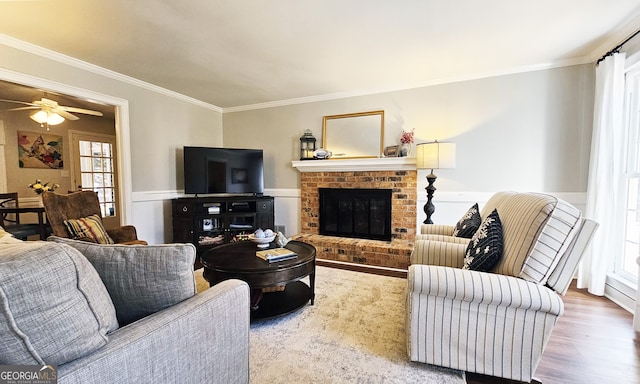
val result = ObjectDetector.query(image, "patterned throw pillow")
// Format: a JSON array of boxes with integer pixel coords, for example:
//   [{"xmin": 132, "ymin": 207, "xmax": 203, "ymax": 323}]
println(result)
[
  {"xmin": 452, "ymin": 203, "xmax": 482, "ymax": 238},
  {"xmin": 64, "ymin": 214, "xmax": 115, "ymax": 244},
  {"xmin": 463, "ymin": 209, "xmax": 503, "ymax": 272}
]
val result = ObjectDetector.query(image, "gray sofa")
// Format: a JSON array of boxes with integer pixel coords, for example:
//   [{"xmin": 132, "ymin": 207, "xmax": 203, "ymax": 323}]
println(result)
[{"xmin": 0, "ymin": 237, "xmax": 250, "ymax": 384}]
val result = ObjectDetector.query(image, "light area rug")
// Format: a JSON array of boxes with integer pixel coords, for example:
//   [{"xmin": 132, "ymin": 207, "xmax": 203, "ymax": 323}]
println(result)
[{"xmin": 195, "ymin": 266, "xmax": 465, "ymax": 384}]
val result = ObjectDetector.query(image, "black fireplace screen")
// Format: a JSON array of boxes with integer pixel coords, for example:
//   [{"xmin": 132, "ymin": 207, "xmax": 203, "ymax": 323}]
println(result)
[{"xmin": 319, "ymin": 188, "xmax": 392, "ymax": 241}]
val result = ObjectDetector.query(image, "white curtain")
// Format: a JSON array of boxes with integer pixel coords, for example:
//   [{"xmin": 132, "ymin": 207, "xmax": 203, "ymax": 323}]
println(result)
[{"xmin": 577, "ymin": 52, "xmax": 627, "ymax": 296}]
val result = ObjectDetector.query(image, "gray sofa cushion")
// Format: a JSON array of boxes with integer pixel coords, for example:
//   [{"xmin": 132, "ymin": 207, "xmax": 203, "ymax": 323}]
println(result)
[
  {"xmin": 0, "ymin": 242, "xmax": 119, "ymax": 365},
  {"xmin": 49, "ymin": 237, "xmax": 197, "ymax": 325}
]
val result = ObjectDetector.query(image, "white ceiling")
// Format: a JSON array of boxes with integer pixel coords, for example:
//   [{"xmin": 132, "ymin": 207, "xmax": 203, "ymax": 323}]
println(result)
[{"xmin": 0, "ymin": 0, "xmax": 640, "ymax": 110}]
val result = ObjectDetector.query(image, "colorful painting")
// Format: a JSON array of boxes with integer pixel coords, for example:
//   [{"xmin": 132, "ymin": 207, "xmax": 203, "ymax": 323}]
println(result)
[{"xmin": 17, "ymin": 131, "xmax": 64, "ymax": 169}]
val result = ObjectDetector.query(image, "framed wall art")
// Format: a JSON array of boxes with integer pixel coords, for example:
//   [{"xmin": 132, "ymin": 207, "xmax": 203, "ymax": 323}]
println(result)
[
  {"xmin": 17, "ymin": 131, "xmax": 64, "ymax": 169},
  {"xmin": 322, "ymin": 110, "xmax": 384, "ymax": 159}
]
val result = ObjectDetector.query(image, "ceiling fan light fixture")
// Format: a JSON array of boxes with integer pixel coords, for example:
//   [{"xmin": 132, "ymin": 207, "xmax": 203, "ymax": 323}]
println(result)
[{"xmin": 30, "ymin": 110, "xmax": 65, "ymax": 126}]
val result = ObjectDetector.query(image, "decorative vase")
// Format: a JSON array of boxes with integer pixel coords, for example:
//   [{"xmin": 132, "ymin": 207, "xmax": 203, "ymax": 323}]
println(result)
[{"xmin": 399, "ymin": 143, "xmax": 412, "ymax": 157}]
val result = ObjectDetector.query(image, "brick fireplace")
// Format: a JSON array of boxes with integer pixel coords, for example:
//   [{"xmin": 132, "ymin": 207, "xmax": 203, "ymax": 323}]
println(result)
[{"xmin": 292, "ymin": 159, "xmax": 417, "ymax": 271}]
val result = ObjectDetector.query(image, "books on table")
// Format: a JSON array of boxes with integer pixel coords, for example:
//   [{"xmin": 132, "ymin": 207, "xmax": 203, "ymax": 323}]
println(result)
[{"xmin": 256, "ymin": 248, "xmax": 298, "ymax": 263}]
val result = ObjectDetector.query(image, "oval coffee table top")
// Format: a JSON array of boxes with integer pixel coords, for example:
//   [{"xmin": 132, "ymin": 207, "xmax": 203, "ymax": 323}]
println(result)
[{"xmin": 200, "ymin": 240, "xmax": 315, "ymax": 273}]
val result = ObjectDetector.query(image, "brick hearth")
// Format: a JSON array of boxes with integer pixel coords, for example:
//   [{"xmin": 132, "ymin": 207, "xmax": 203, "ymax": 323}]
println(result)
[
  {"xmin": 293, "ymin": 169, "xmax": 416, "ymax": 270},
  {"xmin": 291, "ymin": 233, "xmax": 413, "ymax": 270}
]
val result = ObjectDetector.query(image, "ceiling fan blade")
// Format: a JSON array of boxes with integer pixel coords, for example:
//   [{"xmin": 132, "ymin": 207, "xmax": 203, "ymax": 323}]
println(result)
[
  {"xmin": 61, "ymin": 106, "xmax": 103, "ymax": 117},
  {"xmin": 55, "ymin": 109, "xmax": 79, "ymax": 120},
  {"xmin": 7, "ymin": 106, "xmax": 39, "ymax": 111},
  {"xmin": 2, "ymin": 97, "xmax": 104, "ymax": 121},
  {"xmin": 0, "ymin": 99, "xmax": 38, "ymax": 107}
]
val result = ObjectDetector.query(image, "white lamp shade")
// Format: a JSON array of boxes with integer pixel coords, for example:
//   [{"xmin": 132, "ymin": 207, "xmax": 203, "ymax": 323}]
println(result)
[
  {"xmin": 30, "ymin": 110, "xmax": 65, "ymax": 126},
  {"xmin": 415, "ymin": 141, "xmax": 456, "ymax": 170}
]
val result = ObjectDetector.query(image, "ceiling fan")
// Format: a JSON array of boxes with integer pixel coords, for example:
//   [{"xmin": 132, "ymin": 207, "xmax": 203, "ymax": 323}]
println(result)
[{"xmin": 0, "ymin": 97, "xmax": 103, "ymax": 127}]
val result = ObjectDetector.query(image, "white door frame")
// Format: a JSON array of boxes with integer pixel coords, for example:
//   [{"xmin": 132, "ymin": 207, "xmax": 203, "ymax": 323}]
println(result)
[
  {"xmin": 0, "ymin": 120, "xmax": 7, "ymax": 193},
  {"xmin": 0, "ymin": 67, "xmax": 133, "ymax": 224}
]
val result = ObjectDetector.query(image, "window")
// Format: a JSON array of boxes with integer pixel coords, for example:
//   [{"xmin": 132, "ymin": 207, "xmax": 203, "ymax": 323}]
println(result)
[
  {"xmin": 78, "ymin": 139, "xmax": 116, "ymax": 218},
  {"xmin": 619, "ymin": 65, "xmax": 640, "ymax": 284}
]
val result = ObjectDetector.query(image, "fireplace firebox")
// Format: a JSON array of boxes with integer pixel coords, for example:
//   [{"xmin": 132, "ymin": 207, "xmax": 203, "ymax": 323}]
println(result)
[{"xmin": 319, "ymin": 188, "xmax": 392, "ymax": 241}]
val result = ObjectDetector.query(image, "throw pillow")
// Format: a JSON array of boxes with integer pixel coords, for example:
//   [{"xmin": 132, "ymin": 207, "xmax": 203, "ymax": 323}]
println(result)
[
  {"xmin": 463, "ymin": 209, "xmax": 503, "ymax": 272},
  {"xmin": 64, "ymin": 214, "xmax": 115, "ymax": 244},
  {"xmin": 49, "ymin": 237, "xmax": 197, "ymax": 325},
  {"xmin": 452, "ymin": 203, "xmax": 482, "ymax": 238},
  {"xmin": 0, "ymin": 242, "xmax": 119, "ymax": 365}
]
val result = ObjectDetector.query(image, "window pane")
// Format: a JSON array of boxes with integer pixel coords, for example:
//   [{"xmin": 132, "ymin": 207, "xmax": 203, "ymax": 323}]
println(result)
[
  {"xmin": 624, "ymin": 181, "xmax": 640, "ymax": 279},
  {"xmin": 81, "ymin": 173, "xmax": 93, "ymax": 187},
  {"xmin": 93, "ymin": 173, "xmax": 104, "ymax": 188},
  {"xmin": 79, "ymin": 141, "xmax": 91, "ymax": 156},
  {"xmin": 104, "ymin": 174, "xmax": 114, "ymax": 187},
  {"xmin": 102, "ymin": 143, "xmax": 112, "ymax": 157},
  {"xmin": 91, "ymin": 142, "xmax": 102, "ymax": 156},
  {"xmin": 80, "ymin": 157, "xmax": 92, "ymax": 172},
  {"xmin": 104, "ymin": 202, "xmax": 115, "ymax": 217},
  {"xmin": 623, "ymin": 241, "xmax": 639, "ymax": 275},
  {"xmin": 625, "ymin": 210, "xmax": 640, "ymax": 243},
  {"xmin": 92, "ymin": 157, "xmax": 103, "ymax": 172}
]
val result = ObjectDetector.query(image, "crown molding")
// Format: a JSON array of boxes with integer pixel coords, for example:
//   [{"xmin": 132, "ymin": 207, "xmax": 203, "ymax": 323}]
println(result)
[
  {"xmin": 0, "ymin": 34, "xmax": 223, "ymax": 113},
  {"xmin": 0, "ymin": 33, "xmax": 594, "ymax": 115}
]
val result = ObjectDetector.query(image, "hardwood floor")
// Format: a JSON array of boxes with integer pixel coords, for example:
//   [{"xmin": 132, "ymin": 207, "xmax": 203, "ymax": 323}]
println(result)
[{"xmin": 466, "ymin": 282, "xmax": 640, "ymax": 384}]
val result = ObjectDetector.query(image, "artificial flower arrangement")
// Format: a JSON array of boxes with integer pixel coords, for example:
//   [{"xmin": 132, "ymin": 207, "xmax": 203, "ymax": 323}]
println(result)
[
  {"xmin": 400, "ymin": 128, "xmax": 415, "ymax": 144},
  {"xmin": 28, "ymin": 179, "xmax": 60, "ymax": 195}
]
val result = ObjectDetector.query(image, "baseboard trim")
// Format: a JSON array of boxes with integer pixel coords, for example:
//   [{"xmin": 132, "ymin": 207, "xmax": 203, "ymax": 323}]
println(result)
[{"xmin": 316, "ymin": 258, "xmax": 407, "ymax": 279}]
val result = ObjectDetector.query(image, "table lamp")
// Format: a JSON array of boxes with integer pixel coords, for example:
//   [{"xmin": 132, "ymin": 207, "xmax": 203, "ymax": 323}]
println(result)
[{"xmin": 415, "ymin": 141, "xmax": 456, "ymax": 224}]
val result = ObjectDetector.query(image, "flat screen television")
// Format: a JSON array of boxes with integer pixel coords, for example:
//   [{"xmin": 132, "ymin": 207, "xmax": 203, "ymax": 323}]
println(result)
[{"xmin": 183, "ymin": 146, "xmax": 264, "ymax": 196}]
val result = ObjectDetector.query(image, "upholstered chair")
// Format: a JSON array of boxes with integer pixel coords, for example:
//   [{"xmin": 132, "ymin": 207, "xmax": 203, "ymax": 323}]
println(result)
[
  {"xmin": 406, "ymin": 192, "xmax": 598, "ymax": 383},
  {"xmin": 42, "ymin": 191, "xmax": 147, "ymax": 245}
]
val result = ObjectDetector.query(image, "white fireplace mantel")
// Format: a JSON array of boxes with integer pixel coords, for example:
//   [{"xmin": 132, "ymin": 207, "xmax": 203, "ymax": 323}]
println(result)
[{"xmin": 292, "ymin": 157, "xmax": 416, "ymax": 172}]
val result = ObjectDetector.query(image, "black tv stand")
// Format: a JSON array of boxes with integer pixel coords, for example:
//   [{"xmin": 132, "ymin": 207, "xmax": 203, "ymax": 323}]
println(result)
[
  {"xmin": 190, "ymin": 192, "xmax": 263, "ymax": 198},
  {"xmin": 172, "ymin": 195, "xmax": 274, "ymax": 268}
]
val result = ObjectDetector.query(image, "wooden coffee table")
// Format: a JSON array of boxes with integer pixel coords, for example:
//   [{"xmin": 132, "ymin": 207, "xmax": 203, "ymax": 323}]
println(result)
[{"xmin": 201, "ymin": 240, "xmax": 316, "ymax": 319}]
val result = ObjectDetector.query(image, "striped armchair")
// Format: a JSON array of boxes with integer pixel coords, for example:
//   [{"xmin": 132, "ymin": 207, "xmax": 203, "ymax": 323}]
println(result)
[{"xmin": 407, "ymin": 192, "xmax": 598, "ymax": 382}]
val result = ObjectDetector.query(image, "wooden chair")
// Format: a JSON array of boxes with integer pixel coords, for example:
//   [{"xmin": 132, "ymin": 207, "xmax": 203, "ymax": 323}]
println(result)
[
  {"xmin": 0, "ymin": 192, "xmax": 48, "ymax": 240},
  {"xmin": 42, "ymin": 191, "xmax": 147, "ymax": 245}
]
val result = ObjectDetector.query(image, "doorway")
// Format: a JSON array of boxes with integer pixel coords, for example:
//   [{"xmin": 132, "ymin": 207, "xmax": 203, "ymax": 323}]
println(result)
[{"xmin": 0, "ymin": 69, "xmax": 133, "ymax": 224}]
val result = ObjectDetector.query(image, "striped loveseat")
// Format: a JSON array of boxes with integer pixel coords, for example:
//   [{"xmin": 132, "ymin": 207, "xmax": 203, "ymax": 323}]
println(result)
[{"xmin": 406, "ymin": 192, "xmax": 598, "ymax": 382}]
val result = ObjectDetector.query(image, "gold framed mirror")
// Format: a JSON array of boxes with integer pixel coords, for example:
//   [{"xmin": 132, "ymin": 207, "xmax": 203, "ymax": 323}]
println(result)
[{"xmin": 322, "ymin": 110, "xmax": 384, "ymax": 159}]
